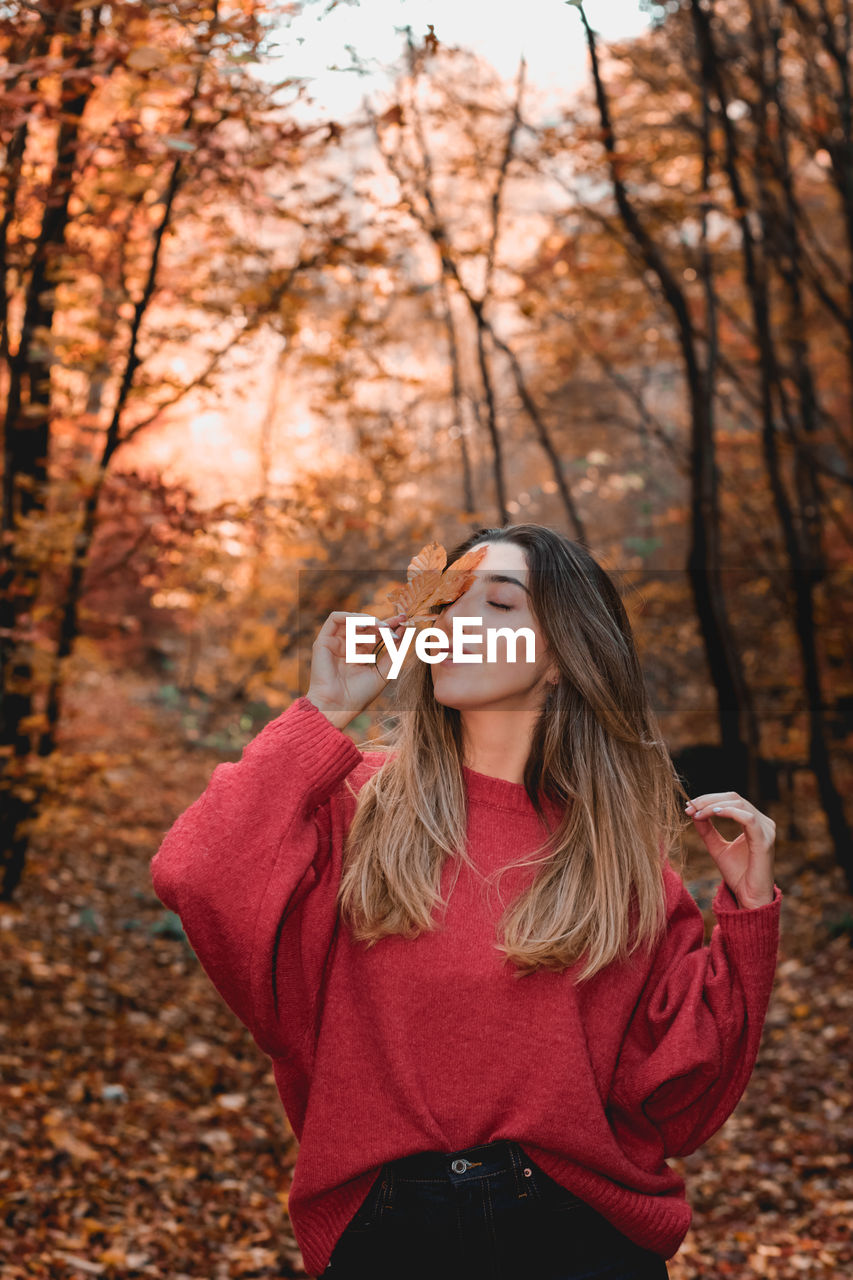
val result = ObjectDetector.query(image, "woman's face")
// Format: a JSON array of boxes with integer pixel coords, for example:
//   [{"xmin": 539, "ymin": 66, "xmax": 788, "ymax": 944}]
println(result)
[{"xmin": 430, "ymin": 541, "xmax": 558, "ymax": 712}]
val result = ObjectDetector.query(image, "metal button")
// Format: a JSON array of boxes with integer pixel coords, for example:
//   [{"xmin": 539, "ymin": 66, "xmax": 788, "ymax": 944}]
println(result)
[
  {"xmin": 523, "ymin": 1167, "xmax": 532, "ymax": 1177},
  {"xmin": 451, "ymin": 1159, "xmax": 469, "ymax": 1173}
]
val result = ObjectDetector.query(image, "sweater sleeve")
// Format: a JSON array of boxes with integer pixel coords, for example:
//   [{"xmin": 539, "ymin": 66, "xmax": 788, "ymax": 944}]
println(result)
[
  {"xmin": 607, "ymin": 867, "xmax": 782, "ymax": 1161},
  {"xmin": 150, "ymin": 696, "xmax": 362, "ymax": 1054}
]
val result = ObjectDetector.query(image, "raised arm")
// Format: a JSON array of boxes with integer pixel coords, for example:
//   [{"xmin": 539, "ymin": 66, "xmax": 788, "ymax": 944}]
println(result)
[
  {"xmin": 607, "ymin": 865, "xmax": 782, "ymax": 1161},
  {"xmin": 150, "ymin": 696, "xmax": 363, "ymax": 1053}
]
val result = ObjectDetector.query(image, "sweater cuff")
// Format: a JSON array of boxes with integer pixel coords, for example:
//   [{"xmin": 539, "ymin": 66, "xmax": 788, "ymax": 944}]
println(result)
[
  {"xmin": 267, "ymin": 695, "xmax": 364, "ymax": 807},
  {"xmin": 712, "ymin": 879, "xmax": 782, "ymax": 962}
]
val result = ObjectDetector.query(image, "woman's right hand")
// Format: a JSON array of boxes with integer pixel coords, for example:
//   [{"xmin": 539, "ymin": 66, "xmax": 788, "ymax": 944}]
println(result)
[{"xmin": 305, "ymin": 610, "xmax": 409, "ymax": 729}]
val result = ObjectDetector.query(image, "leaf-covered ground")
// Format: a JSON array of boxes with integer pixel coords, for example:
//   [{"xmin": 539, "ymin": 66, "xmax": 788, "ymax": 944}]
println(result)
[{"xmin": 1, "ymin": 670, "xmax": 851, "ymax": 1278}]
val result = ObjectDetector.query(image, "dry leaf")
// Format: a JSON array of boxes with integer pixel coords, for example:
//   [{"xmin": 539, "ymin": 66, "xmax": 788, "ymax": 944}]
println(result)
[
  {"xmin": 375, "ymin": 542, "xmax": 488, "ymax": 661},
  {"xmin": 405, "ymin": 540, "xmax": 446, "ymax": 581}
]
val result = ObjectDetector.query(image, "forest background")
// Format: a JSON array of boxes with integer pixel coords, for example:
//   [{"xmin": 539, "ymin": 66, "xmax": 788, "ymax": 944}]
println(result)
[{"xmin": 1, "ymin": 0, "xmax": 851, "ymax": 1276}]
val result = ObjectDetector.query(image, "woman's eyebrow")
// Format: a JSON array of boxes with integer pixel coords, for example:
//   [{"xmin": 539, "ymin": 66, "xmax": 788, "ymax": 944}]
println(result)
[{"xmin": 483, "ymin": 573, "xmax": 530, "ymax": 595}]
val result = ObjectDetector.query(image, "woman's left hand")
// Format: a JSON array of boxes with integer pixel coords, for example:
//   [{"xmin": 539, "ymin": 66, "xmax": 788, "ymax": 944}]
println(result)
[{"xmin": 684, "ymin": 792, "xmax": 777, "ymax": 909}]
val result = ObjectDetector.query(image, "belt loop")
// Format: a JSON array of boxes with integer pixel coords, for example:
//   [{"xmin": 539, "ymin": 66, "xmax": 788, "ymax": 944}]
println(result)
[
  {"xmin": 381, "ymin": 1161, "xmax": 395, "ymax": 1212},
  {"xmin": 506, "ymin": 1140, "xmax": 531, "ymax": 1199}
]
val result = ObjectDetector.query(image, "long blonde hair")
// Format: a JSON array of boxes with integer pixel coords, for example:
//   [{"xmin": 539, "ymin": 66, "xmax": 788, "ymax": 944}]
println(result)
[{"xmin": 336, "ymin": 524, "xmax": 690, "ymax": 983}]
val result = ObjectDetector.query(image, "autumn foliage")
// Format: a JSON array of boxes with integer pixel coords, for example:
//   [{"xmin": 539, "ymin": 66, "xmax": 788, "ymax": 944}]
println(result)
[{"xmin": 1, "ymin": 0, "xmax": 852, "ymax": 1275}]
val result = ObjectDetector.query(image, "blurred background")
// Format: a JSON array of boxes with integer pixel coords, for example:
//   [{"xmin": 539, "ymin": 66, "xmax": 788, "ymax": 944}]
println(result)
[{"xmin": 1, "ymin": 1, "xmax": 851, "ymax": 1276}]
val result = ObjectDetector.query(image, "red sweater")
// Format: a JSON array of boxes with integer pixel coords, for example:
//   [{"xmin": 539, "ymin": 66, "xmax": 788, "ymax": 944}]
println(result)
[{"xmin": 150, "ymin": 695, "xmax": 783, "ymax": 1276}]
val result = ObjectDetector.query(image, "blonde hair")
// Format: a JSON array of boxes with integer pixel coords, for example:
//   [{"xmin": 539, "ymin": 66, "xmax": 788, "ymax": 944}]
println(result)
[{"xmin": 336, "ymin": 524, "xmax": 691, "ymax": 983}]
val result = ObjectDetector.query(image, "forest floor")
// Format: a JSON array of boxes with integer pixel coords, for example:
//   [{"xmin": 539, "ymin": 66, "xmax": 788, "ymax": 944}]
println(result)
[{"xmin": 0, "ymin": 665, "xmax": 851, "ymax": 1279}]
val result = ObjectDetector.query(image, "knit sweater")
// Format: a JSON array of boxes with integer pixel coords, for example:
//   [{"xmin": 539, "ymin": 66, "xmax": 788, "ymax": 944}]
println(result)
[{"xmin": 150, "ymin": 695, "xmax": 783, "ymax": 1276}]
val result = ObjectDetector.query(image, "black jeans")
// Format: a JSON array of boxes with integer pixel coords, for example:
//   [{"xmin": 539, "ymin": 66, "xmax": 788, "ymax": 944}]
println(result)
[{"xmin": 320, "ymin": 1138, "xmax": 670, "ymax": 1279}]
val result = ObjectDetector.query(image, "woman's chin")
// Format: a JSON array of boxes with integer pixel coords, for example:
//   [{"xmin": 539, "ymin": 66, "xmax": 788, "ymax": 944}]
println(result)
[
  {"xmin": 431, "ymin": 666, "xmax": 478, "ymax": 705},
  {"xmin": 430, "ymin": 668, "xmax": 511, "ymax": 709}
]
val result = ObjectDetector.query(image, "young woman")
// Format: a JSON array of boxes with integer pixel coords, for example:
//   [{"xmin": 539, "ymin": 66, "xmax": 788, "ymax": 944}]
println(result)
[{"xmin": 151, "ymin": 524, "xmax": 782, "ymax": 1280}]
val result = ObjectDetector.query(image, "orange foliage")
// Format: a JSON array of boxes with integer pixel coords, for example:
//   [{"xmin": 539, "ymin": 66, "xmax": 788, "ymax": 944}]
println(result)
[{"xmin": 371, "ymin": 541, "xmax": 488, "ymax": 660}]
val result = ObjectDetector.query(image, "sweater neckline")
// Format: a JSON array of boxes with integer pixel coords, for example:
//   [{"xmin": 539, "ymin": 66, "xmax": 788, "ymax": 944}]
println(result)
[{"xmin": 462, "ymin": 763, "xmax": 565, "ymax": 817}]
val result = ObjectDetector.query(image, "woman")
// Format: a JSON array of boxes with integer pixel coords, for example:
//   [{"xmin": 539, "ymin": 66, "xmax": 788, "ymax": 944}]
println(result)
[{"xmin": 150, "ymin": 524, "xmax": 782, "ymax": 1280}]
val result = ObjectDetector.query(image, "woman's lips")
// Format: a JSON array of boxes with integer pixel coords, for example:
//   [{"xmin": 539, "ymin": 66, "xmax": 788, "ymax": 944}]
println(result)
[{"xmin": 432, "ymin": 635, "xmax": 481, "ymax": 666}]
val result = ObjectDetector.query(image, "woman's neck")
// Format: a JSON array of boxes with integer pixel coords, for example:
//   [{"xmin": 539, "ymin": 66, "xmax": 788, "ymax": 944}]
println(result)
[{"xmin": 460, "ymin": 707, "xmax": 541, "ymax": 784}]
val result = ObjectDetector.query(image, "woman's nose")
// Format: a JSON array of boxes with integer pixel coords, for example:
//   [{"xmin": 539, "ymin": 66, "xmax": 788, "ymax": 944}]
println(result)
[{"xmin": 440, "ymin": 594, "xmax": 481, "ymax": 631}]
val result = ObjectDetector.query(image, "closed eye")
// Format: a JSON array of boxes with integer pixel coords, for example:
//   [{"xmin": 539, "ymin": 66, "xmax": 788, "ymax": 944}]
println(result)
[{"xmin": 489, "ymin": 602, "xmax": 512, "ymax": 611}]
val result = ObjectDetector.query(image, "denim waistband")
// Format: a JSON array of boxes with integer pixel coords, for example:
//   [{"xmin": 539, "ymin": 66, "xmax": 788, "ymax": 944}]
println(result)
[
  {"xmin": 385, "ymin": 1138, "xmax": 548, "ymax": 1193},
  {"xmin": 388, "ymin": 1139, "xmax": 518, "ymax": 1177}
]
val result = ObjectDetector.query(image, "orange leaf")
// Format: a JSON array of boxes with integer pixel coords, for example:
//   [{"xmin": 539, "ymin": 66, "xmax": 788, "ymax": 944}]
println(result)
[
  {"xmin": 406, "ymin": 540, "xmax": 446, "ymax": 581},
  {"xmin": 376, "ymin": 542, "xmax": 488, "ymax": 658}
]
